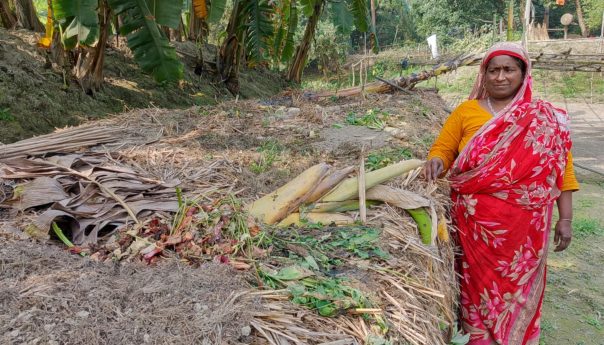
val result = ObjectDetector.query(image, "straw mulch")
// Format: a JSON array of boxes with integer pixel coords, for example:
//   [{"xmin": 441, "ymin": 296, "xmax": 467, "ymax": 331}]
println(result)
[{"xmin": 0, "ymin": 91, "xmax": 459, "ymax": 344}]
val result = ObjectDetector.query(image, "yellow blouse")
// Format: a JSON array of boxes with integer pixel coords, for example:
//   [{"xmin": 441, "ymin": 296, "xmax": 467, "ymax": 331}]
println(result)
[{"xmin": 428, "ymin": 100, "xmax": 579, "ymax": 191}]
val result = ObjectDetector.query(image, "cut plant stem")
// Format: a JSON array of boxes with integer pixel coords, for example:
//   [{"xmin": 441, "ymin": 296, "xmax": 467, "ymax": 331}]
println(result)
[
  {"xmin": 52, "ymin": 222, "xmax": 86, "ymax": 256},
  {"xmin": 359, "ymin": 149, "xmax": 367, "ymax": 224}
]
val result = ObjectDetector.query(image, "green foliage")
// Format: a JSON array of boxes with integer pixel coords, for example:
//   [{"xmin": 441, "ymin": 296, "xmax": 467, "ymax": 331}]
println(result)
[
  {"xmin": 309, "ymin": 20, "xmax": 348, "ymax": 74},
  {"xmin": 244, "ymin": 0, "xmax": 274, "ymax": 61},
  {"xmin": 345, "ymin": 108, "xmax": 389, "ymax": 129},
  {"xmin": 366, "ymin": 148, "xmax": 414, "ymax": 171},
  {"xmin": 207, "ymin": 0, "xmax": 228, "ymax": 23},
  {"xmin": 108, "ymin": 0, "xmax": 184, "ymax": 83},
  {"xmin": 349, "ymin": 0, "xmax": 369, "ymax": 32},
  {"xmin": 52, "ymin": 0, "xmax": 99, "ymax": 48},
  {"xmin": 0, "ymin": 107, "xmax": 15, "ymax": 122},
  {"xmin": 249, "ymin": 139, "xmax": 284, "ymax": 173},
  {"xmin": 261, "ymin": 226, "xmax": 388, "ymax": 318},
  {"xmin": 281, "ymin": 2, "xmax": 298, "ymax": 62},
  {"xmin": 300, "ymin": 0, "xmax": 316, "ymax": 17},
  {"xmin": 410, "ymin": 0, "xmax": 505, "ymax": 44},
  {"xmin": 583, "ymin": 0, "xmax": 604, "ymax": 34},
  {"xmin": 572, "ymin": 218, "xmax": 603, "ymax": 238},
  {"xmin": 329, "ymin": 0, "xmax": 353, "ymax": 34}
]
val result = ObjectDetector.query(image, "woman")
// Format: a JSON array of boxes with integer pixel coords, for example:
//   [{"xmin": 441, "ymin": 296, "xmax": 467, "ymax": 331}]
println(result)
[{"xmin": 423, "ymin": 42, "xmax": 579, "ymax": 344}]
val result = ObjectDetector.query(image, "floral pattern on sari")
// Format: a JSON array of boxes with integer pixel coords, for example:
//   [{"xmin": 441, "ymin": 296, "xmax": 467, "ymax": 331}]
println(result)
[{"xmin": 449, "ymin": 99, "xmax": 571, "ymax": 345}]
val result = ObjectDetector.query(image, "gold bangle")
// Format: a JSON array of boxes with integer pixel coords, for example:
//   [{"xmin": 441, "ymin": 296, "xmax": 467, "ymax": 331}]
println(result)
[{"xmin": 558, "ymin": 218, "xmax": 572, "ymax": 223}]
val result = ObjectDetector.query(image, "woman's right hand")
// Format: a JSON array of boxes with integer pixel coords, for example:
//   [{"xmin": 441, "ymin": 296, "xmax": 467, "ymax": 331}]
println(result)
[{"xmin": 421, "ymin": 157, "xmax": 444, "ymax": 181}]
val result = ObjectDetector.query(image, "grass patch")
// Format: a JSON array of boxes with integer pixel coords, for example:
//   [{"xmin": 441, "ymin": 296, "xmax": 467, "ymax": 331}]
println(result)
[
  {"xmin": 365, "ymin": 147, "xmax": 414, "ymax": 171},
  {"xmin": 0, "ymin": 107, "xmax": 15, "ymax": 122},
  {"xmin": 344, "ymin": 108, "xmax": 390, "ymax": 129},
  {"xmin": 585, "ymin": 315, "xmax": 603, "ymax": 330},
  {"xmin": 250, "ymin": 139, "xmax": 284, "ymax": 174},
  {"xmin": 572, "ymin": 218, "xmax": 604, "ymax": 238}
]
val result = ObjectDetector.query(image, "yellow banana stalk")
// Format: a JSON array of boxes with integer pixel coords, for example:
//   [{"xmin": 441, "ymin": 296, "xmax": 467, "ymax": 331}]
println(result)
[
  {"xmin": 437, "ymin": 213, "xmax": 449, "ymax": 242},
  {"xmin": 319, "ymin": 159, "xmax": 423, "ymax": 202},
  {"xmin": 309, "ymin": 199, "xmax": 380, "ymax": 213},
  {"xmin": 277, "ymin": 212, "xmax": 354, "ymax": 227},
  {"xmin": 247, "ymin": 163, "xmax": 330, "ymax": 224},
  {"xmin": 305, "ymin": 166, "xmax": 355, "ymax": 203},
  {"xmin": 38, "ymin": 0, "xmax": 53, "ymax": 48}
]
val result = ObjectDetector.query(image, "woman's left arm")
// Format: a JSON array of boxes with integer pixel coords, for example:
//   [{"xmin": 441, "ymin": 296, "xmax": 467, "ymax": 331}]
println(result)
[{"xmin": 554, "ymin": 190, "xmax": 573, "ymax": 252}]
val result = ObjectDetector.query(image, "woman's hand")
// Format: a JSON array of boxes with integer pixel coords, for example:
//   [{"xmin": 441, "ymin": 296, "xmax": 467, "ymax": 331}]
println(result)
[
  {"xmin": 553, "ymin": 219, "xmax": 572, "ymax": 252},
  {"xmin": 421, "ymin": 158, "xmax": 444, "ymax": 181}
]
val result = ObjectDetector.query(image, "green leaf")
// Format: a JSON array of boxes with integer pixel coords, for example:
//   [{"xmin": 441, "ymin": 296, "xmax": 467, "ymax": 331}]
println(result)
[
  {"xmin": 272, "ymin": 265, "xmax": 314, "ymax": 281},
  {"xmin": 280, "ymin": 1, "xmax": 297, "ymax": 63},
  {"xmin": 316, "ymin": 299, "xmax": 337, "ymax": 317},
  {"xmin": 304, "ymin": 255, "xmax": 320, "ymax": 271},
  {"xmin": 299, "ymin": 0, "xmax": 315, "ymax": 17},
  {"xmin": 107, "ymin": 0, "xmax": 184, "ymax": 83},
  {"xmin": 146, "ymin": 0, "xmax": 184, "ymax": 28},
  {"xmin": 347, "ymin": 0, "xmax": 368, "ymax": 32},
  {"xmin": 243, "ymin": 0, "xmax": 274, "ymax": 61},
  {"xmin": 207, "ymin": 0, "xmax": 227, "ymax": 23},
  {"xmin": 329, "ymin": 0, "xmax": 353, "ymax": 34},
  {"xmin": 52, "ymin": 0, "xmax": 100, "ymax": 47}
]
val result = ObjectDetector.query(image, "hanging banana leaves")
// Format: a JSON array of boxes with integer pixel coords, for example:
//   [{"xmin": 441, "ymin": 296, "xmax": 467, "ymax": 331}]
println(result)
[
  {"xmin": 207, "ymin": 0, "xmax": 227, "ymax": 23},
  {"xmin": 107, "ymin": 0, "xmax": 184, "ymax": 83},
  {"xmin": 52, "ymin": 0, "xmax": 100, "ymax": 49},
  {"xmin": 348, "ymin": 0, "xmax": 368, "ymax": 32},
  {"xmin": 329, "ymin": 0, "xmax": 353, "ymax": 35},
  {"xmin": 280, "ymin": 0, "xmax": 297, "ymax": 63},
  {"xmin": 243, "ymin": 0, "xmax": 274, "ymax": 62}
]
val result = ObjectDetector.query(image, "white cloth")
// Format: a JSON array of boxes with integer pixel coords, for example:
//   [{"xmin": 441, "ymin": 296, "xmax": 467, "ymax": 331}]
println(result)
[{"xmin": 426, "ymin": 35, "xmax": 439, "ymax": 59}]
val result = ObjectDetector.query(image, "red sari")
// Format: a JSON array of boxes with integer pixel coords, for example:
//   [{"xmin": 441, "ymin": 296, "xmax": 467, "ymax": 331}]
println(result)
[{"xmin": 448, "ymin": 44, "xmax": 572, "ymax": 345}]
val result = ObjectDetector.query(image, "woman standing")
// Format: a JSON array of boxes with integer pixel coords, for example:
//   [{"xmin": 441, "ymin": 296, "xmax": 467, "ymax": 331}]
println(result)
[{"xmin": 423, "ymin": 42, "xmax": 579, "ymax": 344}]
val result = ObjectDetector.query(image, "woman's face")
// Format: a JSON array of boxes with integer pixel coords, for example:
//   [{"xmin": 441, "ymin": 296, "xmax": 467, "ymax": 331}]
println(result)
[{"xmin": 484, "ymin": 55, "xmax": 524, "ymax": 101}]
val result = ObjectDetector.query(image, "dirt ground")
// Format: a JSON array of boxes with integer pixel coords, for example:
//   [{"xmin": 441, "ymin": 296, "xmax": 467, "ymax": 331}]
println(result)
[
  {"xmin": 0, "ymin": 89, "xmax": 455, "ymax": 344},
  {"xmin": 0, "ymin": 237, "xmax": 255, "ymax": 345}
]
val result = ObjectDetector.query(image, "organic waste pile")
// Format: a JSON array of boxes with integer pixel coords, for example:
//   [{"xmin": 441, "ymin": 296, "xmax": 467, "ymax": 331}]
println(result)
[{"xmin": 0, "ymin": 91, "xmax": 462, "ymax": 344}]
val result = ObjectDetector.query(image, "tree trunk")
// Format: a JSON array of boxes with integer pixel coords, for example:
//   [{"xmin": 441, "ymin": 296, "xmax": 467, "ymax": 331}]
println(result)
[
  {"xmin": 0, "ymin": 0, "xmax": 17, "ymax": 29},
  {"xmin": 218, "ymin": 0, "xmax": 246, "ymax": 95},
  {"xmin": 575, "ymin": 0, "xmax": 588, "ymax": 37},
  {"xmin": 73, "ymin": 0, "xmax": 110, "ymax": 93},
  {"xmin": 286, "ymin": 0, "xmax": 324, "ymax": 83},
  {"xmin": 543, "ymin": 4, "xmax": 549, "ymax": 29},
  {"xmin": 188, "ymin": 2, "xmax": 207, "ymax": 41},
  {"xmin": 14, "ymin": 0, "xmax": 43, "ymax": 32}
]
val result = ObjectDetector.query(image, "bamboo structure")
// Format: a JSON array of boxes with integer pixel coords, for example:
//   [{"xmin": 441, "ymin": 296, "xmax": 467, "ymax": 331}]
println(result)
[{"xmin": 313, "ymin": 51, "xmax": 604, "ymax": 99}]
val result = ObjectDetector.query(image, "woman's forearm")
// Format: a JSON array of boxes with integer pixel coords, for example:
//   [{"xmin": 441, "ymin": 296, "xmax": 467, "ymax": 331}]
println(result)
[{"xmin": 556, "ymin": 190, "xmax": 573, "ymax": 221}]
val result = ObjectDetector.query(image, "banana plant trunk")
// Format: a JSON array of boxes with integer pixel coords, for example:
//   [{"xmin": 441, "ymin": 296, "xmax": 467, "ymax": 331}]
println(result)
[
  {"xmin": 14, "ymin": 0, "xmax": 44, "ymax": 32},
  {"xmin": 219, "ymin": 0, "xmax": 246, "ymax": 95},
  {"xmin": 575, "ymin": 0, "xmax": 588, "ymax": 37},
  {"xmin": 73, "ymin": 0, "xmax": 111, "ymax": 93},
  {"xmin": 0, "ymin": 0, "xmax": 17, "ymax": 28},
  {"xmin": 286, "ymin": 0, "xmax": 324, "ymax": 83}
]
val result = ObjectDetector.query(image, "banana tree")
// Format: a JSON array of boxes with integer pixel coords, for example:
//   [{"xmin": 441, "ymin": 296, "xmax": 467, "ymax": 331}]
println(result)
[
  {"xmin": 286, "ymin": 0, "xmax": 369, "ymax": 83},
  {"xmin": 0, "ymin": 0, "xmax": 43, "ymax": 30},
  {"xmin": 15, "ymin": 0, "xmax": 44, "ymax": 31},
  {"xmin": 218, "ymin": 0, "xmax": 274, "ymax": 94},
  {"xmin": 0, "ymin": 0, "xmax": 18, "ymax": 28},
  {"xmin": 50, "ymin": 0, "xmax": 184, "ymax": 93},
  {"xmin": 270, "ymin": 0, "xmax": 298, "ymax": 69}
]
